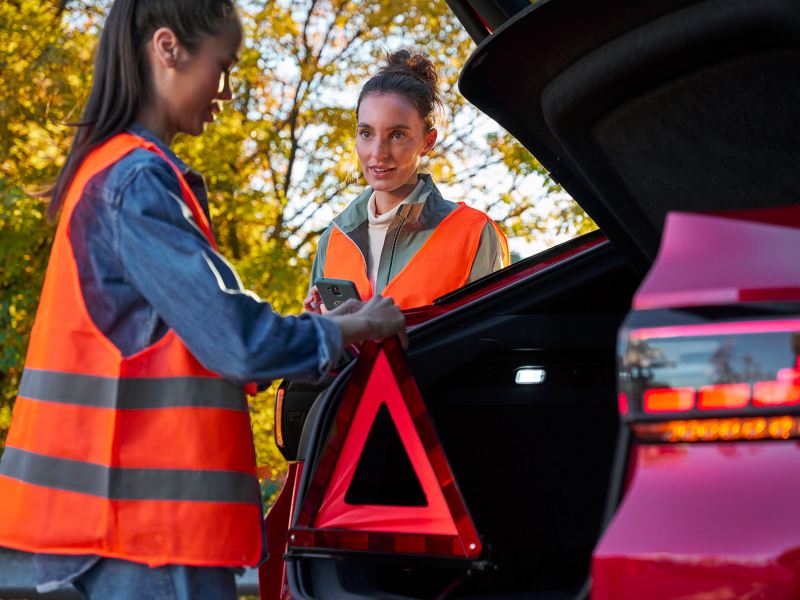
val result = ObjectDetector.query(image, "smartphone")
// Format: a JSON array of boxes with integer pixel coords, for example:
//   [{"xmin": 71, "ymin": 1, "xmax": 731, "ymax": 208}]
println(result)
[{"xmin": 316, "ymin": 277, "xmax": 361, "ymax": 310}]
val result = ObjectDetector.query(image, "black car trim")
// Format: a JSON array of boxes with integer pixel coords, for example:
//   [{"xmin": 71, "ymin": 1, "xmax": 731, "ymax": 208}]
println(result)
[{"xmin": 434, "ymin": 228, "xmax": 606, "ymax": 306}]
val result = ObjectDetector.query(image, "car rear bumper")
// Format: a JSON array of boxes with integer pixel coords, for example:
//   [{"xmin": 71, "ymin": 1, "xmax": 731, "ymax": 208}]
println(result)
[{"xmin": 593, "ymin": 441, "xmax": 800, "ymax": 599}]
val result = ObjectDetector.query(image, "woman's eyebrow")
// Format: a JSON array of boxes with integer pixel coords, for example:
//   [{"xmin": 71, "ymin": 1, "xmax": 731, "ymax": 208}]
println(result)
[{"xmin": 356, "ymin": 123, "xmax": 412, "ymax": 129}]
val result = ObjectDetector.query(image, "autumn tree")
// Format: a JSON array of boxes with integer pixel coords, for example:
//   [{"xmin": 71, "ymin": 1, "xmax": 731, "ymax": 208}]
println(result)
[
  {"xmin": 0, "ymin": 0, "xmax": 101, "ymax": 445},
  {"xmin": 0, "ymin": 0, "xmax": 594, "ymax": 473}
]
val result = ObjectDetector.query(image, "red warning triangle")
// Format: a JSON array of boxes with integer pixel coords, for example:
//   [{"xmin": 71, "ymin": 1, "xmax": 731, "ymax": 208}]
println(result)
[{"xmin": 290, "ymin": 338, "xmax": 482, "ymax": 559}]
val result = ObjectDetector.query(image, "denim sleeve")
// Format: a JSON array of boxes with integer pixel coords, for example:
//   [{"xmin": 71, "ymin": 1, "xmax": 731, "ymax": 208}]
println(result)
[{"xmin": 115, "ymin": 159, "xmax": 342, "ymax": 383}]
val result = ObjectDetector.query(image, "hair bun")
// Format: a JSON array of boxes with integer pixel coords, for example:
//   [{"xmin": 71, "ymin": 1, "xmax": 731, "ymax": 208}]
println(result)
[
  {"xmin": 381, "ymin": 49, "xmax": 438, "ymax": 89},
  {"xmin": 358, "ymin": 48, "xmax": 443, "ymax": 131}
]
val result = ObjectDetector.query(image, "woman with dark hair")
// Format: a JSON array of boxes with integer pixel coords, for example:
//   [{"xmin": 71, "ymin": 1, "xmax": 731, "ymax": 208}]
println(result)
[
  {"xmin": 0, "ymin": 1, "xmax": 404, "ymax": 597},
  {"xmin": 305, "ymin": 49, "xmax": 509, "ymax": 313}
]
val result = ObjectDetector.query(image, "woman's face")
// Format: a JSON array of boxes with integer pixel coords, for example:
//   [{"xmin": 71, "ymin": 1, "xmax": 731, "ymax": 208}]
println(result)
[
  {"xmin": 356, "ymin": 93, "xmax": 436, "ymax": 194},
  {"xmin": 173, "ymin": 20, "xmax": 241, "ymax": 136},
  {"xmin": 150, "ymin": 18, "xmax": 242, "ymax": 139}
]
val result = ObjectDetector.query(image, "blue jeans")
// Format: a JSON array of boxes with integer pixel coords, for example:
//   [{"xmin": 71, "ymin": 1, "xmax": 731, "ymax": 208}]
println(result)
[{"xmin": 34, "ymin": 554, "xmax": 238, "ymax": 600}]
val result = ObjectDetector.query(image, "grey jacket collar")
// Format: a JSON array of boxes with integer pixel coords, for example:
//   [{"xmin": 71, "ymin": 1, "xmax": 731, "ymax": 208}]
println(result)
[{"xmin": 333, "ymin": 173, "xmax": 446, "ymax": 235}]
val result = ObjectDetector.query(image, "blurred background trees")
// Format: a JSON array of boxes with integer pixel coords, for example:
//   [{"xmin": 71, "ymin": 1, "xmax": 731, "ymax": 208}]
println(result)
[{"xmin": 0, "ymin": 0, "xmax": 594, "ymax": 478}]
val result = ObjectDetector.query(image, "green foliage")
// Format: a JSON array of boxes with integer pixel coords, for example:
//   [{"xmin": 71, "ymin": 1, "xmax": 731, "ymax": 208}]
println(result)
[
  {"xmin": 0, "ymin": 0, "xmax": 98, "ymax": 447},
  {"xmin": 0, "ymin": 182, "xmax": 51, "ymax": 407},
  {"xmin": 0, "ymin": 0, "xmax": 595, "ymax": 470},
  {"xmin": 0, "ymin": 1, "xmax": 98, "ymax": 187}
]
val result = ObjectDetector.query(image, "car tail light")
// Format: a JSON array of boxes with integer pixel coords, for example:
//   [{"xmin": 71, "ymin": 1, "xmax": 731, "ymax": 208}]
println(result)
[
  {"xmin": 643, "ymin": 387, "xmax": 695, "ymax": 413},
  {"xmin": 633, "ymin": 415, "xmax": 799, "ymax": 443},
  {"xmin": 619, "ymin": 315, "xmax": 800, "ymax": 441},
  {"xmin": 697, "ymin": 383, "xmax": 750, "ymax": 410},
  {"xmin": 274, "ymin": 385, "xmax": 285, "ymax": 450},
  {"xmin": 617, "ymin": 392, "xmax": 629, "ymax": 415},
  {"xmin": 753, "ymin": 368, "xmax": 800, "ymax": 406}
]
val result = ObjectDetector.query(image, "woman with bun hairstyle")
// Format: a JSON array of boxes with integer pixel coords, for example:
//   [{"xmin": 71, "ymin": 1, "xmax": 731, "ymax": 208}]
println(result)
[
  {"xmin": 0, "ymin": 0, "xmax": 404, "ymax": 597},
  {"xmin": 305, "ymin": 49, "xmax": 509, "ymax": 313}
]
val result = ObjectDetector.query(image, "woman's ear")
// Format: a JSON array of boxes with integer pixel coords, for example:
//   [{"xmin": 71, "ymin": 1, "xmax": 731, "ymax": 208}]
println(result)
[
  {"xmin": 151, "ymin": 27, "xmax": 181, "ymax": 68},
  {"xmin": 421, "ymin": 128, "xmax": 438, "ymax": 156}
]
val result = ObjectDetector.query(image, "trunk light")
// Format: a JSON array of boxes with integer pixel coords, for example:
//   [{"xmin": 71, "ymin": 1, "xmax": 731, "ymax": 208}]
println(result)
[
  {"xmin": 644, "ymin": 387, "xmax": 695, "ymax": 413},
  {"xmin": 515, "ymin": 367, "xmax": 546, "ymax": 384}
]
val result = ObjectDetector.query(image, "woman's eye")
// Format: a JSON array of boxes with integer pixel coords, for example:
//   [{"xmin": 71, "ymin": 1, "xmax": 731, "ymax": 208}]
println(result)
[
  {"xmin": 391, "ymin": 131, "xmax": 405, "ymax": 139},
  {"xmin": 358, "ymin": 130, "xmax": 371, "ymax": 138}
]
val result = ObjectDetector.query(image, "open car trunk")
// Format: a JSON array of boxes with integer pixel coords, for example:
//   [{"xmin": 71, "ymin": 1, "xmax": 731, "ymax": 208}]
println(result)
[
  {"xmin": 457, "ymin": 0, "xmax": 800, "ymax": 273},
  {"xmin": 281, "ymin": 0, "xmax": 800, "ymax": 597},
  {"xmin": 285, "ymin": 239, "xmax": 640, "ymax": 599}
]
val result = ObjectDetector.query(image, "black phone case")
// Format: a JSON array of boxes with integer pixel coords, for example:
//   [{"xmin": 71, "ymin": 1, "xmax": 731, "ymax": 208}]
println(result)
[{"xmin": 317, "ymin": 278, "xmax": 360, "ymax": 310}]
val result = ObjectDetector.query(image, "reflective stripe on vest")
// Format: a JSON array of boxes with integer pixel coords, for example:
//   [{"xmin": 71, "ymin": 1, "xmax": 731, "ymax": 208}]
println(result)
[
  {"xmin": 1, "ymin": 447, "xmax": 260, "ymax": 504},
  {"xmin": 324, "ymin": 203, "xmax": 508, "ymax": 309},
  {"xmin": 18, "ymin": 369, "xmax": 247, "ymax": 411},
  {"xmin": 0, "ymin": 133, "xmax": 261, "ymax": 567}
]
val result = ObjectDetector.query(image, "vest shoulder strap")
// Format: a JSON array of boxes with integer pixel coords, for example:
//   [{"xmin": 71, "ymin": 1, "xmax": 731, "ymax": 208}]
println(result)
[
  {"xmin": 380, "ymin": 204, "xmax": 488, "ymax": 307},
  {"xmin": 323, "ymin": 226, "xmax": 373, "ymax": 301},
  {"xmin": 65, "ymin": 133, "xmax": 216, "ymax": 248}
]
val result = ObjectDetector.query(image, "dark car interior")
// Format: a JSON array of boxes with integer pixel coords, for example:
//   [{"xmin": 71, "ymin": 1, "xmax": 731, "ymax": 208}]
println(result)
[
  {"xmin": 286, "ymin": 240, "xmax": 639, "ymax": 599},
  {"xmin": 283, "ymin": 0, "xmax": 800, "ymax": 597}
]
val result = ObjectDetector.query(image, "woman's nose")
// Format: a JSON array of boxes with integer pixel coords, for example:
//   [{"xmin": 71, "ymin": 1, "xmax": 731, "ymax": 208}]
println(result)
[
  {"xmin": 216, "ymin": 72, "xmax": 233, "ymax": 101},
  {"xmin": 372, "ymin": 138, "xmax": 389, "ymax": 159}
]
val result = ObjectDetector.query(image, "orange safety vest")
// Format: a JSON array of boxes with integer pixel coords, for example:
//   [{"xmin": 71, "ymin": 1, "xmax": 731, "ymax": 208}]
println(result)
[
  {"xmin": 324, "ymin": 203, "xmax": 509, "ymax": 309},
  {"xmin": 0, "ymin": 133, "xmax": 262, "ymax": 567}
]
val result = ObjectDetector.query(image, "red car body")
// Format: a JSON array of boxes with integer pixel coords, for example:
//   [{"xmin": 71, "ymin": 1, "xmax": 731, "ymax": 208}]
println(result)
[{"xmin": 594, "ymin": 208, "xmax": 800, "ymax": 599}]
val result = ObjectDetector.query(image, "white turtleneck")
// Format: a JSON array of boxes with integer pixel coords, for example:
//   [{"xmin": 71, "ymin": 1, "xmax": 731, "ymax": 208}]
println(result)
[{"xmin": 366, "ymin": 179, "xmax": 425, "ymax": 290}]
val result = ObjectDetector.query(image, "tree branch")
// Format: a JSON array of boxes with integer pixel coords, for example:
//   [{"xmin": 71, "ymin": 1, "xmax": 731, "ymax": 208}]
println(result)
[{"xmin": 293, "ymin": 226, "xmax": 328, "ymax": 252}]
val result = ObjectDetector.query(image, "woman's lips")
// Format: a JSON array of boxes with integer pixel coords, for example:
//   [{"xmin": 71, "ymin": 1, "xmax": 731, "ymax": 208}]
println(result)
[{"xmin": 369, "ymin": 166, "xmax": 394, "ymax": 179}]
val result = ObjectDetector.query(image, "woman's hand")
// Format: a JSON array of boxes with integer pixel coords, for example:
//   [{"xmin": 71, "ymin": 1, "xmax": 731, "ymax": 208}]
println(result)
[
  {"xmin": 358, "ymin": 295, "xmax": 407, "ymax": 346},
  {"xmin": 328, "ymin": 295, "xmax": 407, "ymax": 349},
  {"xmin": 327, "ymin": 297, "xmax": 363, "ymax": 316},
  {"xmin": 303, "ymin": 286, "xmax": 324, "ymax": 314}
]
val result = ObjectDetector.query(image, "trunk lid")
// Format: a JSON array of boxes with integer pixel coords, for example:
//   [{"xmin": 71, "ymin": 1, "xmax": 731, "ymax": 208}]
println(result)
[{"xmin": 455, "ymin": 0, "xmax": 800, "ymax": 272}]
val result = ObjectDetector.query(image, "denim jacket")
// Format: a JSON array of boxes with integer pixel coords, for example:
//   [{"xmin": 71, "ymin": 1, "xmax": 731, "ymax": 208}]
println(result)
[{"xmin": 68, "ymin": 123, "xmax": 342, "ymax": 382}]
